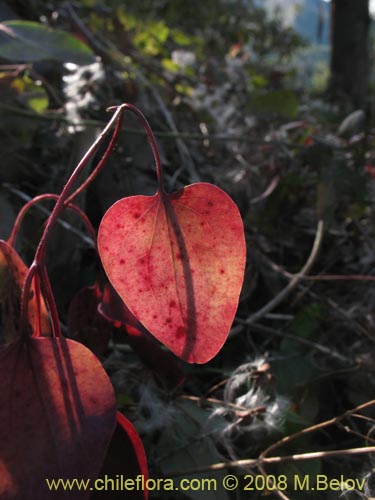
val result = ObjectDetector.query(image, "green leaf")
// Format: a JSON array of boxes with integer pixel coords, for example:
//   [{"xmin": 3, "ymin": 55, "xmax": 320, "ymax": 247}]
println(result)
[
  {"xmin": 0, "ymin": 21, "xmax": 95, "ymax": 65},
  {"xmin": 162, "ymin": 57, "xmax": 180, "ymax": 72},
  {"xmin": 10, "ymin": 75, "xmax": 49, "ymax": 113},
  {"xmin": 251, "ymin": 74, "xmax": 268, "ymax": 88},
  {"xmin": 175, "ymin": 83, "xmax": 193, "ymax": 96},
  {"xmin": 172, "ymin": 29, "xmax": 193, "ymax": 46}
]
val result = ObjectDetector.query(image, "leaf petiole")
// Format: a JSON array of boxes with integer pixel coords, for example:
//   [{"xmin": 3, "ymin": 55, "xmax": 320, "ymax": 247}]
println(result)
[{"xmin": 19, "ymin": 104, "xmax": 128, "ymax": 338}]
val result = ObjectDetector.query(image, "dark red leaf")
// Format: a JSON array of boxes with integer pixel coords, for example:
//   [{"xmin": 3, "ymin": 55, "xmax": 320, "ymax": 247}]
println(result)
[
  {"xmin": 91, "ymin": 412, "xmax": 148, "ymax": 500},
  {"xmin": 0, "ymin": 337, "xmax": 116, "ymax": 500},
  {"xmin": 98, "ymin": 183, "xmax": 246, "ymax": 363}
]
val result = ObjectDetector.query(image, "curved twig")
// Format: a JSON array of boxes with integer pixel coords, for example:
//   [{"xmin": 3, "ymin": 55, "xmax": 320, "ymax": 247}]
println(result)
[
  {"xmin": 4, "ymin": 185, "xmax": 95, "ymax": 248},
  {"xmin": 233, "ymin": 322, "xmax": 352, "ymax": 365},
  {"xmin": 260, "ymin": 399, "xmax": 375, "ymax": 460},
  {"xmin": 254, "ymin": 247, "xmax": 374, "ymax": 341},
  {"xmin": 245, "ymin": 220, "xmax": 324, "ymax": 325},
  {"xmin": 19, "ymin": 105, "xmax": 127, "ymax": 337}
]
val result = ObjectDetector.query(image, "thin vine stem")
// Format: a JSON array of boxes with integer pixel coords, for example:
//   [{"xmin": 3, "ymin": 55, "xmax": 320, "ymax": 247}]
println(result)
[
  {"xmin": 19, "ymin": 104, "xmax": 128, "ymax": 338},
  {"xmin": 33, "ymin": 271, "xmax": 42, "ymax": 339},
  {"xmin": 19, "ymin": 102, "xmax": 164, "ymax": 339},
  {"xmin": 260, "ymin": 398, "xmax": 375, "ymax": 460},
  {"xmin": 8, "ymin": 193, "xmax": 97, "ymax": 248},
  {"xmin": 39, "ymin": 267, "xmax": 62, "ymax": 338},
  {"xmin": 8, "ymin": 194, "xmax": 51, "ymax": 247},
  {"xmin": 20, "ymin": 263, "xmax": 38, "ymax": 339},
  {"xmin": 65, "ymin": 110, "xmax": 126, "ymax": 204},
  {"xmin": 10, "ymin": 194, "xmax": 97, "ymax": 338},
  {"xmin": 302, "ymin": 274, "xmax": 375, "ymax": 281},
  {"xmin": 107, "ymin": 103, "xmax": 165, "ymax": 193},
  {"xmin": 67, "ymin": 103, "xmax": 165, "ymax": 203},
  {"xmin": 34, "ymin": 105, "xmax": 126, "ymax": 265}
]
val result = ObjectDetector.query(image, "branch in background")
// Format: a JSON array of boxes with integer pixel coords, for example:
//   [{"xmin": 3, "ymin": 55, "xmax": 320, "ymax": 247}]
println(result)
[
  {"xmin": 250, "ymin": 176, "xmax": 280, "ymax": 205},
  {"xmin": 254, "ymin": 246, "xmax": 375, "ymax": 341},
  {"xmin": 244, "ymin": 220, "xmax": 324, "ymax": 325},
  {"xmin": 236, "ymin": 322, "xmax": 353, "ymax": 365},
  {"xmin": 302, "ymin": 285, "xmax": 375, "ymax": 342},
  {"xmin": 303, "ymin": 274, "xmax": 375, "ymax": 281},
  {"xmin": 167, "ymin": 445, "xmax": 375, "ymax": 476},
  {"xmin": 260, "ymin": 399, "xmax": 375, "ymax": 459}
]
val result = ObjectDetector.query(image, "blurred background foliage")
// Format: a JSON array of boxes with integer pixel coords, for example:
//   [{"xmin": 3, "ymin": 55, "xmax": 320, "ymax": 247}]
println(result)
[{"xmin": 0, "ymin": 0, "xmax": 375, "ymax": 498}]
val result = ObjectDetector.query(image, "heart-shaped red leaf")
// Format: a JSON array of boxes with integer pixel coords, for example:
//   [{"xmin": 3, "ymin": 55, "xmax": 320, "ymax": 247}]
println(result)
[
  {"xmin": 98, "ymin": 183, "xmax": 246, "ymax": 363},
  {"xmin": 0, "ymin": 240, "xmax": 50, "ymax": 343},
  {"xmin": 91, "ymin": 412, "xmax": 148, "ymax": 500},
  {"xmin": 0, "ymin": 337, "xmax": 116, "ymax": 500}
]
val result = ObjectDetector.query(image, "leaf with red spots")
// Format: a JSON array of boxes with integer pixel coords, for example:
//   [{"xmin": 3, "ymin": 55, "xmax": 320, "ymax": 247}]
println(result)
[
  {"xmin": 0, "ymin": 336, "xmax": 116, "ymax": 500},
  {"xmin": 0, "ymin": 240, "xmax": 50, "ymax": 343},
  {"xmin": 98, "ymin": 183, "xmax": 246, "ymax": 364},
  {"xmin": 67, "ymin": 285, "xmax": 111, "ymax": 356},
  {"xmin": 99, "ymin": 284, "xmax": 186, "ymax": 390},
  {"xmin": 91, "ymin": 412, "xmax": 148, "ymax": 500}
]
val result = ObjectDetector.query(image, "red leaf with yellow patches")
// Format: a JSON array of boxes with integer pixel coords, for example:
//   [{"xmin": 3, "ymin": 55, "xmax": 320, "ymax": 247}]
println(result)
[
  {"xmin": 0, "ymin": 337, "xmax": 116, "ymax": 500},
  {"xmin": 0, "ymin": 240, "xmax": 50, "ymax": 343},
  {"xmin": 98, "ymin": 183, "xmax": 246, "ymax": 363},
  {"xmin": 91, "ymin": 412, "xmax": 148, "ymax": 500}
]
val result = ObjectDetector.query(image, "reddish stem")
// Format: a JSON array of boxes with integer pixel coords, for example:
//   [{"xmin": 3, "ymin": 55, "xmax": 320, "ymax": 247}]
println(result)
[
  {"xmin": 33, "ymin": 272, "xmax": 42, "ymax": 338},
  {"xmin": 39, "ymin": 266, "xmax": 62, "ymax": 338},
  {"xmin": 8, "ymin": 193, "xmax": 97, "ymax": 248},
  {"xmin": 11, "ymin": 194, "xmax": 98, "ymax": 337},
  {"xmin": 19, "ymin": 103, "xmax": 164, "ymax": 338},
  {"xmin": 35, "ymin": 105, "xmax": 126, "ymax": 265},
  {"xmin": 8, "ymin": 194, "xmax": 48, "ymax": 247},
  {"xmin": 19, "ymin": 104, "xmax": 128, "ymax": 337},
  {"xmin": 20, "ymin": 263, "xmax": 38, "ymax": 339},
  {"xmin": 107, "ymin": 104, "xmax": 165, "ymax": 194},
  {"xmin": 65, "ymin": 110, "xmax": 126, "ymax": 204},
  {"xmin": 67, "ymin": 103, "xmax": 165, "ymax": 202}
]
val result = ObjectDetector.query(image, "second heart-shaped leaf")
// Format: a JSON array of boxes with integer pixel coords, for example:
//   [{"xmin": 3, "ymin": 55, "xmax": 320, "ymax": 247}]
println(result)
[{"xmin": 0, "ymin": 336, "xmax": 117, "ymax": 500}]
